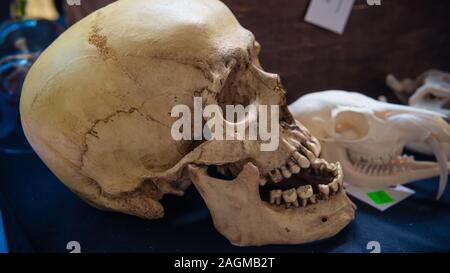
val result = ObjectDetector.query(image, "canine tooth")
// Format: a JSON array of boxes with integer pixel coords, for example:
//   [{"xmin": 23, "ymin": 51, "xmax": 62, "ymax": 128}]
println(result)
[
  {"xmin": 293, "ymin": 151, "xmax": 310, "ymax": 168},
  {"xmin": 269, "ymin": 169, "xmax": 283, "ymax": 183},
  {"xmin": 296, "ymin": 185, "xmax": 313, "ymax": 199},
  {"xmin": 270, "ymin": 190, "xmax": 282, "ymax": 205},
  {"xmin": 287, "ymin": 159, "xmax": 301, "ymax": 174},
  {"xmin": 329, "ymin": 179, "xmax": 339, "ymax": 193},
  {"xmin": 319, "ymin": 184, "xmax": 330, "ymax": 199},
  {"xmin": 280, "ymin": 165, "xmax": 292, "ymax": 178},
  {"xmin": 309, "ymin": 195, "xmax": 317, "ymax": 204}
]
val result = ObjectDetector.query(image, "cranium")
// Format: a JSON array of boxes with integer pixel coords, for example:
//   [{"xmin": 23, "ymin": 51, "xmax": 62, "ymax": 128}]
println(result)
[
  {"xmin": 19, "ymin": 0, "xmax": 355, "ymax": 246},
  {"xmin": 387, "ymin": 69, "xmax": 450, "ymax": 119},
  {"xmin": 386, "ymin": 69, "xmax": 450, "ymax": 157},
  {"xmin": 289, "ymin": 90, "xmax": 450, "ymax": 199}
]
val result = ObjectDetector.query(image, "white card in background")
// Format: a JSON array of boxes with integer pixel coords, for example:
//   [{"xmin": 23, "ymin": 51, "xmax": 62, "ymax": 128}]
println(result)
[
  {"xmin": 304, "ymin": 0, "xmax": 355, "ymax": 34},
  {"xmin": 344, "ymin": 182, "xmax": 415, "ymax": 211}
]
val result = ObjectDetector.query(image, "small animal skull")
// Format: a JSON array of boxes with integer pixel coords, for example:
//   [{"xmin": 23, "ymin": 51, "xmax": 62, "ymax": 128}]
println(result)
[
  {"xmin": 20, "ymin": 0, "xmax": 355, "ymax": 246},
  {"xmin": 387, "ymin": 69, "xmax": 450, "ymax": 119},
  {"xmin": 386, "ymin": 70, "xmax": 450, "ymax": 157},
  {"xmin": 289, "ymin": 90, "xmax": 450, "ymax": 199}
]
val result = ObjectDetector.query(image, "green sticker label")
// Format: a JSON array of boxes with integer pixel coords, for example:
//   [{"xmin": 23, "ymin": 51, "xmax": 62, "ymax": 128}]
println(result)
[{"xmin": 367, "ymin": 190, "xmax": 395, "ymax": 205}]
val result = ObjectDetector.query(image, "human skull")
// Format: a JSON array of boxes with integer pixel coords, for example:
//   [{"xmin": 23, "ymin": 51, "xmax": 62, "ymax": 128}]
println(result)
[
  {"xmin": 20, "ymin": 0, "xmax": 355, "ymax": 246},
  {"xmin": 290, "ymin": 90, "xmax": 450, "ymax": 199}
]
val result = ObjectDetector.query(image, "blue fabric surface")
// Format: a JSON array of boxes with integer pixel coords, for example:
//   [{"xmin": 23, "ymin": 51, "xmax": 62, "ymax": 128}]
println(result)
[
  {"xmin": 0, "ymin": 208, "xmax": 8, "ymax": 253},
  {"xmin": 0, "ymin": 148, "xmax": 449, "ymax": 253}
]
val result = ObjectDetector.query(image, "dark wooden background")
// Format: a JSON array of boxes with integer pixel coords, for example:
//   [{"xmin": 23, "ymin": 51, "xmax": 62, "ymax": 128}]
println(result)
[{"xmin": 222, "ymin": 0, "xmax": 450, "ymax": 104}]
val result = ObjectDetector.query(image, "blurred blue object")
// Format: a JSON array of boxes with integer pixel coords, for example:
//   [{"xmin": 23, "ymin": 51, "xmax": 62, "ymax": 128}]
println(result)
[
  {"xmin": 0, "ymin": 19, "xmax": 63, "ymax": 153},
  {"xmin": 0, "ymin": 208, "xmax": 7, "ymax": 253}
]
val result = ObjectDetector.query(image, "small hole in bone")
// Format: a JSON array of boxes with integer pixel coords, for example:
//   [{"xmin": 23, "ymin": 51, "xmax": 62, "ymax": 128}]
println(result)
[{"xmin": 321, "ymin": 217, "xmax": 328, "ymax": 223}]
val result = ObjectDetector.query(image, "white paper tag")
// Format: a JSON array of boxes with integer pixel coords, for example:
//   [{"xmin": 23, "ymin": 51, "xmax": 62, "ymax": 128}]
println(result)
[
  {"xmin": 344, "ymin": 182, "xmax": 415, "ymax": 211},
  {"xmin": 304, "ymin": 0, "xmax": 355, "ymax": 34}
]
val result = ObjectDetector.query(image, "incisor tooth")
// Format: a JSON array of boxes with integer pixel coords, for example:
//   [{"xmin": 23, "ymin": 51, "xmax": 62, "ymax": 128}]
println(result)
[
  {"xmin": 280, "ymin": 166, "xmax": 292, "ymax": 179},
  {"xmin": 319, "ymin": 184, "xmax": 330, "ymax": 199},
  {"xmin": 287, "ymin": 159, "xmax": 301, "ymax": 174},
  {"xmin": 296, "ymin": 185, "xmax": 313, "ymax": 199},
  {"xmin": 270, "ymin": 190, "xmax": 282, "ymax": 205},
  {"xmin": 293, "ymin": 152, "xmax": 310, "ymax": 168}
]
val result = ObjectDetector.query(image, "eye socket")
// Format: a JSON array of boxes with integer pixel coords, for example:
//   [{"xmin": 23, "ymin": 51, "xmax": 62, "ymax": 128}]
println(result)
[{"xmin": 334, "ymin": 111, "xmax": 369, "ymax": 140}]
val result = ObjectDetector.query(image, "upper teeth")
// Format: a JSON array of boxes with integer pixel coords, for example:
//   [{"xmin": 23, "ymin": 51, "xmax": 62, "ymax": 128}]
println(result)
[
  {"xmin": 266, "ymin": 136, "xmax": 321, "ymax": 184},
  {"xmin": 287, "ymin": 159, "xmax": 301, "ymax": 174},
  {"xmin": 292, "ymin": 152, "xmax": 310, "ymax": 168}
]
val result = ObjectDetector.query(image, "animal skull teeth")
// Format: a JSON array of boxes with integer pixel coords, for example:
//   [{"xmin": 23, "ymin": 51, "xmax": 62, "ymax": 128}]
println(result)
[{"xmin": 290, "ymin": 90, "xmax": 450, "ymax": 199}]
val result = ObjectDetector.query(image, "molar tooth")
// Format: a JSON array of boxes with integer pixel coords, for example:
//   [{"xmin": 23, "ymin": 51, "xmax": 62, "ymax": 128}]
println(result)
[
  {"xmin": 270, "ymin": 190, "xmax": 282, "ymax": 205},
  {"xmin": 309, "ymin": 195, "xmax": 317, "ymax": 204},
  {"xmin": 282, "ymin": 188, "xmax": 298, "ymax": 208},
  {"xmin": 296, "ymin": 185, "xmax": 313, "ymax": 199},
  {"xmin": 319, "ymin": 184, "xmax": 330, "ymax": 199},
  {"xmin": 280, "ymin": 165, "xmax": 292, "ymax": 179},
  {"xmin": 293, "ymin": 151, "xmax": 310, "ymax": 168},
  {"xmin": 287, "ymin": 159, "xmax": 301, "ymax": 174}
]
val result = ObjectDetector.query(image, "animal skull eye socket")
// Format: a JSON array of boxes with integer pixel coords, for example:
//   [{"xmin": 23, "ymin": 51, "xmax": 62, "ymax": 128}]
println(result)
[{"xmin": 334, "ymin": 111, "xmax": 369, "ymax": 140}]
